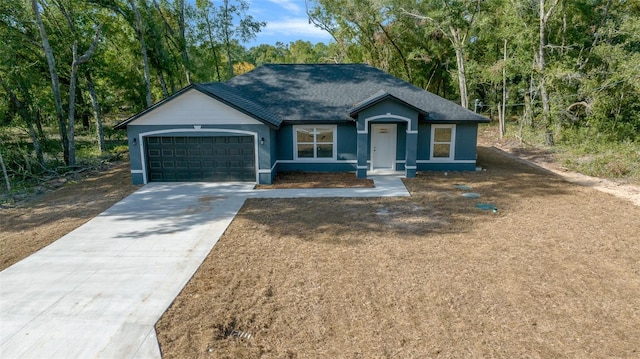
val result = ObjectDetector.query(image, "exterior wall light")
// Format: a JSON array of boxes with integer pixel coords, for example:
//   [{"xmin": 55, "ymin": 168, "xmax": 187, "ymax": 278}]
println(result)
[
  {"xmin": 260, "ymin": 137, "xmax": 265, "ymax": 145},
  {"xmin": 132, "ymin": 137, "xmax": 137, "ymax": 146}
]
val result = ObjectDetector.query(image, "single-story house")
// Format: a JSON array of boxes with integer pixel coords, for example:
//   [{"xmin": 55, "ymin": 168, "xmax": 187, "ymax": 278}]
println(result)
[{"xmin": 115, "ymin": 64, "xmax": 489, "ymax": 185}]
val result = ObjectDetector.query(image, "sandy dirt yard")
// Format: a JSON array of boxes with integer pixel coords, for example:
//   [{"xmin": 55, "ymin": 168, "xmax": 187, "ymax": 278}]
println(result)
[
  {"xmin": 0, "ymin": 163, "xmax": 140, "ymax": 270},
  {"xmin": 155, "ymin": 147, "xmax": 640, "ymax": 358}
]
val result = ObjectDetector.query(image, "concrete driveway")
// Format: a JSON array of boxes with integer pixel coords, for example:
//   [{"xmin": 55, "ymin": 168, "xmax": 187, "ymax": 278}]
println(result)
[{"xmin": 0, "ymin": 177, "xmax": 408, "ymax": 358}]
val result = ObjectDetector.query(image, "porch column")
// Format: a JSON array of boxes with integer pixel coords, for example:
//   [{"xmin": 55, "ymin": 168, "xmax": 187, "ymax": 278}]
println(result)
[
  {"xmin": 405, "ymin": 130, "xmax": 418, "ymax": 178},
  {"xmin": 356, "ymin": 131, "xmax": 368, "ymax": 178}
]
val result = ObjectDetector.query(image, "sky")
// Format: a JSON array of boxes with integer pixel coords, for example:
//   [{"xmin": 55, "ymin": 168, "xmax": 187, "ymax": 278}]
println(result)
[{"xmin": 245, "ymin": 0, "xmax": 333, "ymax": 47}]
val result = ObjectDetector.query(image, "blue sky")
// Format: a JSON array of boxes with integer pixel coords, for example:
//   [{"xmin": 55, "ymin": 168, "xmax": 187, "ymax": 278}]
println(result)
[{"xmin": 246, "ymin": 0, "xmax": 333, "ymax": 47}]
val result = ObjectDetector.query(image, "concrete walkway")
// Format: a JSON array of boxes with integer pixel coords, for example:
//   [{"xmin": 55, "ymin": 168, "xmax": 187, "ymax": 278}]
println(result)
[{"xmin": 0, "ymin": 176, "xmax": 409, "ymax": 358}]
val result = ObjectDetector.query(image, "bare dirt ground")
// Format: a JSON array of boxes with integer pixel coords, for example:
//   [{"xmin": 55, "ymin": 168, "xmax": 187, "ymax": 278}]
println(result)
[
  {"xmin": 256, "ymin": 172, "xmax": 374, "ymax": 189},
  {"xmin": 478, "ymin": 126, "xmax": 640, "ymax": 207},
  {"xmin": 156, "ymin": 147, "xmax": 640, "ymax": 358},
  {"xmin": 0, "ymin": 163, "xmax": 140, "ymax": 270}
]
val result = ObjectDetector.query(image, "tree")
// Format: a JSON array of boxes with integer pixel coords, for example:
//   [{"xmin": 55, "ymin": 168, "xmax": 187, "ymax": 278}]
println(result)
[
  {"xmin": 401, "ymin": 0, "xmax": 484, "ymax": 108},
  {"xmin": 537, "ymin": 0, "xmax": 561, "ymax": 144},
  {"xmin": 0, "ymin": 145, "xmax": 10, "ymax": 192},
  {"xmin": 31, "ymin": 0, "xmax": 69, "ymax": 164},
  {"xmin": 129, "ymin": 0, "xmax": 153, "ymax": 107},
  {"xmin": 67, "ymin": 25, "xmax": 102, "ymax": 166}
]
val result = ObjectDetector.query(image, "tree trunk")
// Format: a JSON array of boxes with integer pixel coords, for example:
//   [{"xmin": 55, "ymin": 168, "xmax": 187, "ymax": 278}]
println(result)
[
  {"xmin": 130, "ymin": 0, "xmax": 153, "ymax": 107},
  {"xmin": 85, "ymin": 72, "xmax": 105, "ymax": 153},
  {"xmin": 0, "ymin": 147, "xmax": 10, "ymax": 192},
  {"xmin": 27, "ymin": 121, "xmax": 45, "ymax": 167},
  {"xmin": 67, "ymin": 27, "xmax": 101, "ymax": 167},
  {"xmin": 177, "ymin": 0, "xmax": 190, "ymax": 84},
  {"xmin": 31, "ymin": 0, "xmax": 69, "ymax": 165},
  {"xmin": 449, "ymin": 26, "xmax": 469, "ymax": 109},
  {"xmin": 454, "ymin": 43, "xmax": 469, "ymax": 109},
  {"xmin": 35, "ymin": 110, "xmax": 45, "ymax": 138},
  {"xmin": 538, "ymin": 0, "xmax": 558, "ymax": 135},
  {"xmin": 203, "ymin": 10, "xmax": 222, "ymax": 81},
  {"xmin": 377, "ymin": 22, "xmax": 412, "ymax": 82},
  {"xmin": 500, "ymin": 39, "xmax": 507, "ymax": 138},
  {"xmin": 68, "ymin": 43, "xmax": 79, "ymax": 167},
  {"xmin": 157, "ymin": 71, "xmax": 169, "ymax": 98},
  {"xmin": 223, "ymin": 0, "xmax": 234, "ymax": 79}
]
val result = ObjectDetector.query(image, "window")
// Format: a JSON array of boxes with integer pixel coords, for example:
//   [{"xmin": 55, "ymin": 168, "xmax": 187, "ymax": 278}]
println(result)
[
  {"xmin": 294, "ymin": 126, "xmax": 336, "ymax": 160},
  {"xmin": 430, "ymin": 124, "xmax": 456, "ymax": 160}
]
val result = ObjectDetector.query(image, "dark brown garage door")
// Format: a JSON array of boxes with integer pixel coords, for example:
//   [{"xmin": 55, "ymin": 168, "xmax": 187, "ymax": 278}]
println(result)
[{"xmin": 145, "ymin": 136, "xmax": 255, "ymax": 182}]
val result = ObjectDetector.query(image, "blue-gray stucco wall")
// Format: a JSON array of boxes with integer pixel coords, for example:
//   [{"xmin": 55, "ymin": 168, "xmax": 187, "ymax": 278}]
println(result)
[
  {"xmin": 416, "ymin": 122, "xmax": 478, "ymax": 161},
  {"xmin": 356, "ymin": 99, "xmax": 419, "ymax": 132},
  {"xmin": 125, "ymin": 119, "xmax": 480, "ymax": 184},
  {"xmin": 274, "ymin": 123, "xmax": 357, "ymax": 172}
]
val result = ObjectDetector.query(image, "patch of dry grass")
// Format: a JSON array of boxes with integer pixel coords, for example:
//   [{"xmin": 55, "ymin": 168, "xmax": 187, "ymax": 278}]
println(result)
[
  {"xmin": 256, "ymin": 171, "xmax": 374, "ymax": 189},
  {"xmin": 156, "ymin": 147, "xmax": 640, "ymax": 358}
]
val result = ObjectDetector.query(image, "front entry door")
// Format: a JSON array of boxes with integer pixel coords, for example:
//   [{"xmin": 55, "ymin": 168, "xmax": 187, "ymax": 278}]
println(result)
[{"xmin": 371, "ymin": 124, "xmax": 397, "ymax": 171}]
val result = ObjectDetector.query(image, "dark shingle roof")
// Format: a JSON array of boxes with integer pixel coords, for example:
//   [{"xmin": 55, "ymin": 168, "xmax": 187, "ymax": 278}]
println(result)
[
  {"xmin": 116, "ymin": 64, "xmax": 488, "ymax": 129},
  {"xmin": 195, "ymin": 83, "xmax": 281, "ymax": 127},
  {"xmin": 225, "ymin": 64, "xmax": 488, "ymax": 124}
]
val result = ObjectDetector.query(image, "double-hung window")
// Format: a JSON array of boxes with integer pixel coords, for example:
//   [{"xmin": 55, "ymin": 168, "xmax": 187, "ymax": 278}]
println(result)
[
  {"xmin": 430, "ymin": 124, "xmax": 456, "ymax": 160},
  {"xmin": 294, "ymin": 125, "xmax": 336, "ymax": 160}
]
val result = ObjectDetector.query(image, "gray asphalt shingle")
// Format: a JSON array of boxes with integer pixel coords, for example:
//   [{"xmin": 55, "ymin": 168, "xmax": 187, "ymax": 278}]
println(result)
[{"xmin": 224, "ymin": 64, "xmax": 488, "ymax": 124}]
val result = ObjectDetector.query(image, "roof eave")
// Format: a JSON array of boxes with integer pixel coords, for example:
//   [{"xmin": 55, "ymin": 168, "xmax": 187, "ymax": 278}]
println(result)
[{"xmin": 191, "ymin": 84, "xmax": 280, "ymax": 129}]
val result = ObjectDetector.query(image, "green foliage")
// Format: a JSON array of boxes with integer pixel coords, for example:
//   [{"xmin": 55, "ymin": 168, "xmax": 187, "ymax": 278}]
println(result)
[
  {"xmin": 558, "ymin": 137, "xmax": 640, "ymax": 181},
  {"xmin": 1, "ymin": 0, "xmax": 638, "ymax": 185}
]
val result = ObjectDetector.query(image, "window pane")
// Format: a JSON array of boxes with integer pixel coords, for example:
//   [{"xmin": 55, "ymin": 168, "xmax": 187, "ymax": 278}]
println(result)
[
  {"xmin": 297, "ymin": 144, "xmax": 314, "ymax": 158},
  {"xmin": 433, "ymin": 144, "xmax": 451, "ymax": 158},
  {"xmin": 316, "ymin": 128, "xmax": 334, "ymax": 143},
  {"xmin": 297, "ymin": 128, "xmax": 314, "ymax": 142},
  {"xmin": 434, "ymin": 127, "xmax": 452, "ymax": 142},
  {"xmin": 317, "ymin": 144, "xmax": 333, "ymax": 158}
]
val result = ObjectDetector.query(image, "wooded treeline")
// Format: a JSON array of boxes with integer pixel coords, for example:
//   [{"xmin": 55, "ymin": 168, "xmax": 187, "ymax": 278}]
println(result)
[
  {"xmin": 308, "ymin": 0, "xmax": 639, "ymax": 144},
  {"xmin": 1, "ymin": 0, "xmax": 639, "ymax": 191}
]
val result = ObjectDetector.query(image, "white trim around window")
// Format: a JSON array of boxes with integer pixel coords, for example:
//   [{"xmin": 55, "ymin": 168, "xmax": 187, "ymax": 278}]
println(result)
[
  {"xmin": 293, "ymin": 125, "xmax": 337, "ymax": 160},
  {"xmin": 430, "ymin": 124, "xmax": 456, "ymax": 161}
]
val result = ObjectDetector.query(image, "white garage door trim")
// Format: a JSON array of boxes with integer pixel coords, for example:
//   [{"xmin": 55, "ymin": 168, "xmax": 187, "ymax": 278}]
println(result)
[{"xmin": 137, "ymin": 129, "xmax": 259, "ymax": 184}]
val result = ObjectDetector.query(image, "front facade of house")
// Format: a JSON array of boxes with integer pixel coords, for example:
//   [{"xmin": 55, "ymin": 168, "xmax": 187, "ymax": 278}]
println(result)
[{"xmin": 116, "ymin": 64, "xmax": 488, "ymax": 185}]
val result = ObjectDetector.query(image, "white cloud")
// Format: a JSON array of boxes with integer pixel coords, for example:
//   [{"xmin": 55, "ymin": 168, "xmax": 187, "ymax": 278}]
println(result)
[
  {"xmin": 263, "ymin": 17, "xmax": 331, "ymax": 38},
  {"xmin": 266, "ymin": 0, "xmax": 303, "ymax": 14}
]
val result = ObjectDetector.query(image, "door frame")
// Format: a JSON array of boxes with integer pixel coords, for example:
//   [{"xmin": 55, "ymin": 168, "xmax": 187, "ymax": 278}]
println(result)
[{"xmin": 370, "ymin": 123, "xmax": 397, "ymax": 171}]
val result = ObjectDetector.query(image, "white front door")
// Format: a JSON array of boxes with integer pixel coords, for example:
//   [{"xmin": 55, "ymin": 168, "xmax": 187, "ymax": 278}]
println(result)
[{"xmin": 371, "ymin": 124, "xmax": 397, "ymax": 171}]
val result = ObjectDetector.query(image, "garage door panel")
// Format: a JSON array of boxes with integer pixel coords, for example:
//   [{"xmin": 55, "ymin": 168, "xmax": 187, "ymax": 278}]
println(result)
[{"xmin": 145, "ymin": 135, "xmax": 255, "ymax": 182}]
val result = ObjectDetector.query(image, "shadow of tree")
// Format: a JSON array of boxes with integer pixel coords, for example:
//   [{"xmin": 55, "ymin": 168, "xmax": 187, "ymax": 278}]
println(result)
[
  {"xmin": 232, "ymin": 145, "xmax": 573, "ymax": 246},
  {"xmin": 99, "ymin": 183, "xmax": 252, "ymax": 239}
]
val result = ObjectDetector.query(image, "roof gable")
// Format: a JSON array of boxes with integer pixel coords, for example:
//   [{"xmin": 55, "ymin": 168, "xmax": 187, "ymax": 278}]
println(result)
[
  {"xmin": 114, "ymin": 84, "xmax": 279, "ymax": 129},
  {"xmin": 349, "ymin": 90, "xmax": 428, "ymax": 119}
]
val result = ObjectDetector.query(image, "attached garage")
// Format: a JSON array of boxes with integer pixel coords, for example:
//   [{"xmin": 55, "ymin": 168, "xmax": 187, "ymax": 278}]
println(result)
[
  {"xmin": 145, "ymin": 136, "xmax": 255, "ymax": 182},
  {"xmin": 114, "ymin": 85, "xmax": 280, "ymax": 185}
]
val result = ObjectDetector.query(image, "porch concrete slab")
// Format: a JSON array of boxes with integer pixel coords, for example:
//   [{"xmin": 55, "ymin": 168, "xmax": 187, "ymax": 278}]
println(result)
[
  {"xmin": 250, "ymin": 175, "xmax": 410, "ymax": 198},
  {"xmin": 1, "ymin": 176, "xmax": 409, "ymax": 358}
]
